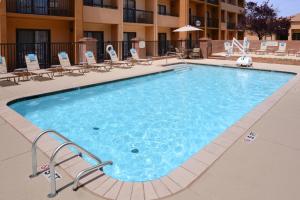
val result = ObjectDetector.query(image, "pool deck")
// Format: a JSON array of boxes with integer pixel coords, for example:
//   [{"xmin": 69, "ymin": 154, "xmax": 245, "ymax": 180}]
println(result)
[{"xmin": 1, "ymin": 59, "xmax": 300, "ymax": 200}]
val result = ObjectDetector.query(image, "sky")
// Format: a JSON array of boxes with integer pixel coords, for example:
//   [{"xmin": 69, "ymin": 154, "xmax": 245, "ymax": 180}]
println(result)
[{"xmin": 249, "ymin": 0, "xmax": 300, "ymax": 17}]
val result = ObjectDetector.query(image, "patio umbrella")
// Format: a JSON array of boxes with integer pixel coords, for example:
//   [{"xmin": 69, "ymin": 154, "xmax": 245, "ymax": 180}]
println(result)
[{"xmin": 173, "ymin": 25, "xmax": 203, "ymax": 32}]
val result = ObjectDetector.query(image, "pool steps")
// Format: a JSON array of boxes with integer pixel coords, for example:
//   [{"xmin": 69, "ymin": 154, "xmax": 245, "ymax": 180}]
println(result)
[{"xmin": 29, "ymin": 130, "xmax": 113, "ymax": 198}]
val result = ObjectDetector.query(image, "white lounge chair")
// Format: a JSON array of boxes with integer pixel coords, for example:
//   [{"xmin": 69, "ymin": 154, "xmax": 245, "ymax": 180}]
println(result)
[
  {"xmin": 106, "ymin": 45, "xmax": 133, "ymax": 68},
  {"xmin": 129, "ymin": 48, "xmax": 152, "ymax": 65},
  {"xmin": 275, "ymin": 42, "xmax": 287, "ymax": 56},
  {"xmin": 58, "ymin": 52, "xmax": 85, "ymax": 74},
  {"xmin": 0, "ymin": 56, "xmax": 18, "ymax": 84},
  {"xmin": 25, "ymin": 54, "xmax": 54, "ymax": 79},
  {"xmin": 296, "ymin": 50, "xmax": 300, "ymax": 57},
  {"xmin": 84, "ymin": 51, "xmax": 110, "ymax": 71},
  {"xmin": 255, "ymin": 41, "xmax": 268, "ymax": 55},
  {"xmin": 224, "ymin": 42, "xmax": 233, "ymax": 57}
]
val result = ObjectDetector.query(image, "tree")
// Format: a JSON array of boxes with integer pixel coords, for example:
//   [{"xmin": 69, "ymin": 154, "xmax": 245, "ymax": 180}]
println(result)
[
  {"xmin": 272, "ymin": 17, "xmax": 291, "ymax": 40},
  {"xmin": 239, "ymin": 1, "xmax": 291, "ymax": 40}
]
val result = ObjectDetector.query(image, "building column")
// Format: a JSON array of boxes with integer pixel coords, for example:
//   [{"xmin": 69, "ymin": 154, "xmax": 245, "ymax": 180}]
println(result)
[
  {"xmin": 178, "ymin": 0, "xmax": 189, "ymax": 40},
  {"xmin": 74, "ymin": 0, "xmax": 84, "ymax": 42},
  {"xmin": 0, "ymin": 0, "xmax": 7, "ymax": 43}
]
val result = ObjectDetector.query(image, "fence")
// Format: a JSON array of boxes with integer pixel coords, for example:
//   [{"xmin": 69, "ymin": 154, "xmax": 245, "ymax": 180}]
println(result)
[{"xmin": 0, "ymin": 40, "xmax": 204, "ymax": 72}]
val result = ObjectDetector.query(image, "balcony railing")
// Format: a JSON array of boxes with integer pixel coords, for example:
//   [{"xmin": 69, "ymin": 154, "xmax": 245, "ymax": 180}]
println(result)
[
  {"xmin": 190, "ymin": 16, "xmax": 205, "ymax": 27},
  {"xmin": 6, "ymin": 0, "xmax": 74, "ymax": 17},
  {"xmin": 207, "ymin": 0, "xmax": 219, "ymax": 5},
  {"xmin": 207, "ymin": 18, "xmax": 219, "ymax": 28},
  {"xmin": 158, "ymin": 11, "xmax": 179, "ymax": 17},
  {"xmin": 123, "ymin": 8, "xmax": 153, "ymax": 24},
  {"xmin": 227, "ymin": 0, "xmax": 236, "ymax": 5},
  {"xmin": 227, "ymin": 22, "xmax": 236, "ymax": 29},
  {"xmin": 83, "ymin": 0, "xmax": 117, "ymax": 9}
]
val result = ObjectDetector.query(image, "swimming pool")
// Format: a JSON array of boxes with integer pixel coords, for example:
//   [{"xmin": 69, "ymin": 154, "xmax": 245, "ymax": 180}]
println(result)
[{"xmin": 10, "ymin": 64, "xmax": 293, "ymax": 182}]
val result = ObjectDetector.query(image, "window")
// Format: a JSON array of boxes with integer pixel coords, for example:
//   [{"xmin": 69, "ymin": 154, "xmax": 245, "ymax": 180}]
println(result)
[
  {"xmin": 158, "ymin": 5, "xmax": 167, "ymax": 15},
  {"xmin": 292, "ymin": 33, "xmax": 300, "ymax": 40}
]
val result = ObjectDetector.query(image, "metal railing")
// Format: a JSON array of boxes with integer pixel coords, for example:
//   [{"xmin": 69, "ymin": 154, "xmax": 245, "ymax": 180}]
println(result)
[
  {"xmin": 30, "ymin": 130, "xmax": 112, "ymax": 198},
  {"xmin": 158, "ymin": 11, "xmax": 179, "ymax": 17},
  {"xmin": 227, "ymin": 22, "xmax": 236, "ymax": 29},
  {"xmin": 207, "ymin": 18, "xmax": 219, "ymax": 28},
  {"xmin": 123, "ymin": 8, "xmax": 154, "ymax": 24},
  {"xmin": 6, "ymin": 0, "xmax": 74, "ymax": 17},
  {"xmin": 207, "ymin": 0, "xmax": 219, "ymax": 5},
  {"xmin": 83, "ymin": 0, "xmax": 117, "ymax": 9}
]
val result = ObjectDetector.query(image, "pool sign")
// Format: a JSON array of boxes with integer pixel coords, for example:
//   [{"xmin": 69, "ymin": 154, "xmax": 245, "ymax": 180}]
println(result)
[
  {"xmin": 39, "ymin": 164, "xmax": 62, "ymax": 182},
  {"xmin": 195, "ymin": 20, "xmax": 201, "ymax": 27},
  {"xmin": 244, "ymin": 132, "xmax": 257, "ymax": 143}
]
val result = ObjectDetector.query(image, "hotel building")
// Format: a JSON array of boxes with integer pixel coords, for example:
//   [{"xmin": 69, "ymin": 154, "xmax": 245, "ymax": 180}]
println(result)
[{"xmin": 0, "ymin": 0, "xmax": 244, "ymax": 68}]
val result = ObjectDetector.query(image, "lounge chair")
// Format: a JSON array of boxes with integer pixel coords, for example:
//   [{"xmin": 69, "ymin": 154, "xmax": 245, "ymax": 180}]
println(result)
[
  {"xmin": 224, "ymin": 42, "xmax": 233, "ymax": 57},
  {"xmin": 275, "ymin": 42, "xmax": 287, "ymax": 56},
  {"xmin": 189, "ymin": 48, "xmax": 201, "ymax": 59},
  {"xmin": 255, "ymin": 41, "xmax": 268, "ymax": 55},
  {"xmin": 84, "ymin": 51, "xmax": 110, "ymax": 71},
  {"xmin": 296, "ymin": 50, "xmax": 300, "ymax": 57},
  {"xmin": 106, "ymin": 45, "xmax": 133, "ymax": 68},
  {"xmin": 0, "ymin": 56, "xmax": 18, "ymax": 84},
  {"xmin": 129, "ymin": 48, "xmax": 152, "ymax": 65},
  {"xmin": 58, "ymin": 52, "xmax": 85, "ymax": 74},
  {"xmin": 25, "ymin": 54, "xmax": 54, "ymax": 79}
]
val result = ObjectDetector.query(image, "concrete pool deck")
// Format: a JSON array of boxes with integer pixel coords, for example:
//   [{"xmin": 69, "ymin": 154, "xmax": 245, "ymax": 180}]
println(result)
[{"xmin": 0, "ymin": 59, "xmax": 300, "ymax": 200}]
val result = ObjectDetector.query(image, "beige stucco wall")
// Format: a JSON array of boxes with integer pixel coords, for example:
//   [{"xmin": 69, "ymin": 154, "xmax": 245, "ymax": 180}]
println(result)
[{"xmin": 6, "ymin": 17, "xmax": 73, "ymax": 43}]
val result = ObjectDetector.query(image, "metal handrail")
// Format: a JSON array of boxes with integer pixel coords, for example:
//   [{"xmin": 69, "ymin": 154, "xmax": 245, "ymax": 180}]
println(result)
[
  {"xmin": 72, "ymin": 161, "xmax": 113, "ymax": 191},
  {"xmin": 30, "ymin": 130, "xmax": 72, "ymax": 178},
  {"xmin": 48, "ymin": 142, "xmax": 112, "ymax": 198}
]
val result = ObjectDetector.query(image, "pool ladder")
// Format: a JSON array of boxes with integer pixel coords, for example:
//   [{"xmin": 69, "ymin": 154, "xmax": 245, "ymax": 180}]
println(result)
[
  {"xmin": 29, "ymin": 130, "xmax": 113, "ymax": 198},
  {"xmin": 174, "ymin": 65, "xmax": 192, "ymax": 72}
]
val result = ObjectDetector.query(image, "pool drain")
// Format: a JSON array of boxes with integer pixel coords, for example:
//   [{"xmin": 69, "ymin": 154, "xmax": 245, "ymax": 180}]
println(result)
[
  {"xmin": 93, "ymin": 127, "xmax": 99, "ymax": 130},
  {"xmin": 131, "ymin": 148, "xmax": 139, "ymax": 154}
]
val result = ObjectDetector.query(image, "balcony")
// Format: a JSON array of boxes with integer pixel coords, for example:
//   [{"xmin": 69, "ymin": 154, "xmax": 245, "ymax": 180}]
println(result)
[
  {"xmin": 6, "ymin": 0, "xmax": 74, "ymax": 17},
  {"xmin": 123, "ymin": 8, "xmax": 153, "ymax": 24},
  {"xmin": 227, "ymin": 0, "xmax": 236, "ymax": 5},
  {"xmin": 158, "ymin": 10, "xmax": 178, "ymax": 17},
  {"xmin": 83, "ymin": 0, "xmax": 117, "ymax": 9},
  {"xmin": 227, "ymin": 22, "xmax": 236, "ymax": 29},
  {"xmin": 207, "ymin": 0, "xmax": 219, "ymax": 5},
  {"xmin": 207, "ymin": 18, "xmax": 219, "ymax": 28},
  {"xmin": 190, "ymin": 16, "xmax": 205, "ymax": 27}
]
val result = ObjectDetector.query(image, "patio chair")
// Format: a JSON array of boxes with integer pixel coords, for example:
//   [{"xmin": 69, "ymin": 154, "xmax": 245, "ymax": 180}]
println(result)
[
  {"xmin": 58, "ymin": 52, "xmax": 85, "ymax": 74},
  {"xmin": 129, "ymin": 48, "xmax": 152, "ymax": 65},
  {"xmin": 275, "ymin": 42, "xmax": 287, "ymax": 56},
  {"xmin": 167, "ymin": 48, "xmax": 184, "ymax": 59},
  {"xmin": 0, "ymin": 56, "xmax": 18, "ymax": 84},
  {"xmin": 106, "ymin": 45, "xmax": 133, "ymax": 68},
  {"xmin": 255, "ymin": 41, "xmax": 268, "ymax": 55},
  {"xmin": 189, "ymin": 48, "xmax": 201, "ymax": 59},
  {"xmin": 296, "ymin": 50, "xmax": 300, "ymax": 57},
  {"xmin": 84, "ymin": 51, "xmax": 111, "ymax": 71},
  {"xmin": 25, "ymin": 54, "xmax": 54, "ymax": 79}
]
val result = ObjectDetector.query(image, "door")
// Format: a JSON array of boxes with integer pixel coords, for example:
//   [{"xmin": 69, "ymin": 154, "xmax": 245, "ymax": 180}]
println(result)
[
  {"xmin": 123, "ymin": 32, "xmax": 136, "ymax": 59},
  {"xmin": 124, "ymin": 0, "xmax": 136, "ymax": 22},
  {"xmin": 16, "ymin": 29, "xmax": 50, "ymax": 69},
  {"xmin": 84, "ymin": 31, "xmax": 104, "ymax": 62},
  {"xmin": 158, "ymin": 33, "xmax": 167, "ymax": 56}
]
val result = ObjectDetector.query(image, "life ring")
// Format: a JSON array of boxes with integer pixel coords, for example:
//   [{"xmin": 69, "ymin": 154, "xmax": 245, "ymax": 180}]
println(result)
[{"xmin": 106, "ymin": 45, "xmax": 114, "ymax": 53}]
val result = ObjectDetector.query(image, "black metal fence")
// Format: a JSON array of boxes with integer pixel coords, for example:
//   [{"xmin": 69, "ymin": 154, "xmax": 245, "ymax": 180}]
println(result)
[
  {"xmin": 123, "ymin": 8, "xmax": 154, "ymax": 24},
  {"xmin": 83, "ymin": 0, "xmax": 118, "ymax": 9},
  {"xmin": 6, "ymin": 0, "xmax": 74, "ymax": 17},
  {"xmin": 207, "ymin": 18, "xmax": 219, "ymax": 28},
  {"xmin": 0, "ymin": 40, "xmax": 203, "ymax": 72}
]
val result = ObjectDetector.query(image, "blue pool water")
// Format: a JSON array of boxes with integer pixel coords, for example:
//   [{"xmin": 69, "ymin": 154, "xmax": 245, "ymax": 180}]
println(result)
[{"xmin": 10, "ymin": 64, "xmax": 293, "ymax": 181}]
